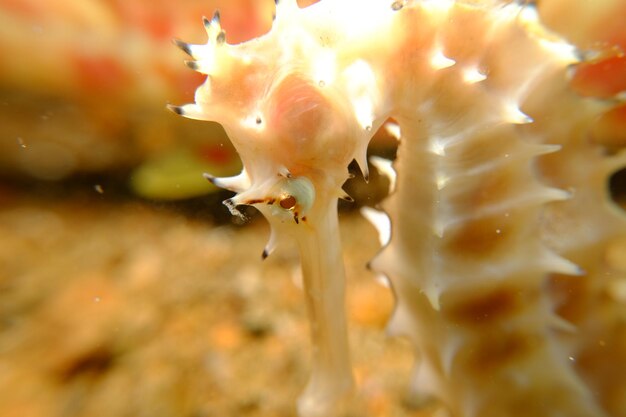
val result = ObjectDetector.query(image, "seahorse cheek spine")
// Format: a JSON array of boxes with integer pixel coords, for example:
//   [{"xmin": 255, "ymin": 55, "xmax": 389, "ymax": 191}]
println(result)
[{"xmin": 170, "ymin": 1, "xmax": 625, "ymax": 416}]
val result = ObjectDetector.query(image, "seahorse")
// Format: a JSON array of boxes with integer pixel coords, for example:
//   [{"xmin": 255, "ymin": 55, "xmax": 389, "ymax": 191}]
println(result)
[{"xmin": 169, "ymin": 1, "xmax": 626, "ymax": 416}]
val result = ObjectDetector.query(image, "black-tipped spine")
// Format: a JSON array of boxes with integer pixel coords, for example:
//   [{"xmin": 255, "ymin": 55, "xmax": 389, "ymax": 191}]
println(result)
[
  {"xmin": 172, "ymin": 38, "xmax": 192, "ymax": 56},
  {"xmin": 184, "ymin": 60, "xmax": 199, "ymax": 71},
  {"xmin": 166, "ymin": 104, "xmax": 184, "ymax": 115},
  {"xmin": 203, "ymin": 173, "xmax": 217, "ymax": 185},
  {"xmin": 212, "ymin": 10, "xmax": 221, "ymax": 25}
]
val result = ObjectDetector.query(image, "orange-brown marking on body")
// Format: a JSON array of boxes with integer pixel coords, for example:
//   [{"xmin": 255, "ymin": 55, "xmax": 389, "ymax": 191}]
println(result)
[
  {"xmin": 547, "ymin": 273, "xmax": 591, "ymax": 324},
  {"xmin": 572, "ymin": 55, "xmax": 626, "ymax": 98},
  {"xmin": 591, "ymin": 104, "xmax": 626, "ymax": 150},
  {"xmin": 245, "ymin": 198, "xmax": 267, "ymax": 205},
  {"xmin": 444, "ymin": 285, "xmax": 536, "ymax": 325},
  {"xmin": 444, "ymin": 214, "xmax": 513, "ymax": 257},
  {"xmin": 450, "ymin": 161, "xmax": 530, "ymax": 213},
  {"xmin": 463, "ymin": 330, "xmax": 541, "ymax": 372}
]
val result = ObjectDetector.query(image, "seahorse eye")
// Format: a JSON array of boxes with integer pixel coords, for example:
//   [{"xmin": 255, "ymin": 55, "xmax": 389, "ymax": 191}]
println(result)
[
  {"xmin": 268, "ymin": 176, "xmax": 316, "ymax": 223},
  {"xmin": 279, "ymin": 195, "xmax": 297, "ymax": 210}
]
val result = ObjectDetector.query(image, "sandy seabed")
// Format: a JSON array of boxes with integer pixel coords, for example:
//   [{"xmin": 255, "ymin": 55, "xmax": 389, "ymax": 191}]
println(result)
[{"xmin": 0, "ymin": 184, "xmax": 434, "ymax": 417}]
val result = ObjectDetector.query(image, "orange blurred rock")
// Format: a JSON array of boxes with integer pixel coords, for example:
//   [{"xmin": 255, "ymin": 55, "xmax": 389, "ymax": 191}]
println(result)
[{"xmin": 349, "ymin": 279, "xmax": 394, "ymax": 328}]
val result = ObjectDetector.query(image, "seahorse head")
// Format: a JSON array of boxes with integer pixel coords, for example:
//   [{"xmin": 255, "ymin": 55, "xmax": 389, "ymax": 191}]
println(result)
[{"xmin": 169, "ymin": 1, "xmax": 384, "ymax": 237}]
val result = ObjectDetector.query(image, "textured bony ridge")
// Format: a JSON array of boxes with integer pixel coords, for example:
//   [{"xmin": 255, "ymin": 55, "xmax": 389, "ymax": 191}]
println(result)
[{"xmin": 170, "ymin": 1, "xmax": 625, "ymax": 416}]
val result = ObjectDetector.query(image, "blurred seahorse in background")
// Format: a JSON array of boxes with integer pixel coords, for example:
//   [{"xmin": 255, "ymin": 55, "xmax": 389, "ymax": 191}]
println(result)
[{"xmin": 169, "ymin": 0, "xmax": 626, "ymax": 416}]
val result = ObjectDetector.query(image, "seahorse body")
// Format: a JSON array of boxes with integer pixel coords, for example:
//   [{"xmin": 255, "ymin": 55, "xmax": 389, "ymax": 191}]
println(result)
[{"xmin": 170, "ymin": 1, "xmax": 625, "ymax": 416}]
